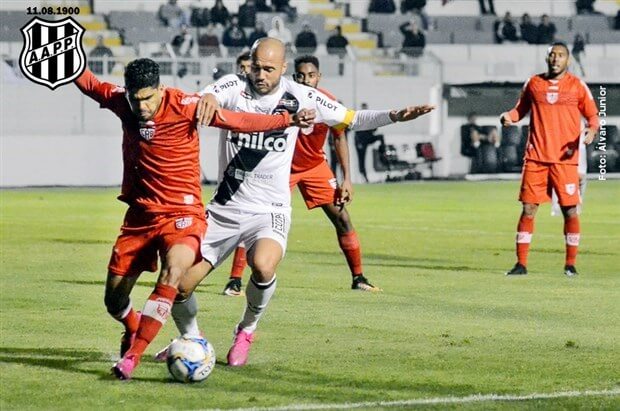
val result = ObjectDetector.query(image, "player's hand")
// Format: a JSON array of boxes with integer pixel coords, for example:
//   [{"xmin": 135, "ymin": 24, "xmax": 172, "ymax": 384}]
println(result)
[
  {"xmin": 390, "ymin": 105, "xmax": 435, "ymax": 122},
  {"xmin": 337, "ymin": 179, "xmax": 354, "ymax": 205},
  {"xmin": 292, "ymin": 109, "xmax": 316, "ymax": 128},
  {"xmin": 196, "ymin": 93, "xmax": 222, "ymax": 127},
  {"xmin": 500, "ymin": 112, "xmax": 513, "ymax": 127},
  {"xmin": 584, "ymin": 128, "xmax": 597, "ymax": 145}
]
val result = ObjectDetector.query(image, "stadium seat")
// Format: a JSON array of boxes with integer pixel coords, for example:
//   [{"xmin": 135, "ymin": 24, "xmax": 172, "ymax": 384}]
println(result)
[{"xmin": 415, "ymin": 142, "xmax": 442, "ymax": 177}]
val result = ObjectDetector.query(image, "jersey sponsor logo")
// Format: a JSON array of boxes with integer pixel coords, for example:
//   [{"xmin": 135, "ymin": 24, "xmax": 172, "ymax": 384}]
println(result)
[
  {"xmin": 241, "ymin": 90, "xmax": 253, "ymax": 99},
  {"xmin": 565, "ymin": 183, "xmax": 576, "ymax": 195},
  {"xmin": 546, "ymin": 92, "xmax": 559, "ymax": 104},
  {"xmin": 316, "ymin": 95, "xmax": 339, "ymax": 111},
  {"xmin": 218, "ymin": 80, "xmax": 238, "ymax": 90},
  {"xmin": 229, "ymin": 131, "xmax": 288, "ymax": 152},
  {"xmin": 19, "ymin": 17, "xmax": 86, "ymax": 90},
  {"xmin": 271, "ymin": 213, "xmax": 287, "ymax": 239},
  {"xmin": 175, "ymin": 217, "xmax": 193, "ymax": 229},
  {"xmin": 181, "ymin": 96, "xmax": 200, "ymax": 105}
]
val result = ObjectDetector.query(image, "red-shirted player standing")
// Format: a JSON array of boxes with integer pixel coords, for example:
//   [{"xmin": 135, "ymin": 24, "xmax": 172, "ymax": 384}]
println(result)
[
  {"xmin": 222, "ymin": 55, "xmax": 381, "ymax": 295},
  {"xmin": 74, "ymin": 58, "xmax": 309, "ymax": 380},
  {"xmin": 501, "ymin": 42, "xmax": 599, "ymax": 276}
]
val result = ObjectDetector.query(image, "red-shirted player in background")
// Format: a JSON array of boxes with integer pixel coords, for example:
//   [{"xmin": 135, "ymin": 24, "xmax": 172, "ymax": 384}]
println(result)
[
  {"xmin": 74, "ymin": 58, "xmax": 312, "ymax": 380},
  {"xmin": 222, "ymin": 55, "xmax": 381, "ymax": 295},
  {"xmin": 500, "ymin": 42, "xmax": 599, "ymax": 276}
]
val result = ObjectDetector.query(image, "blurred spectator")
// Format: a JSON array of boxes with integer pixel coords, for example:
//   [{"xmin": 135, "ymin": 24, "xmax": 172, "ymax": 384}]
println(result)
[
  {"xmin": 151, "ymin": 43, "xmax": 174, "ymax": 75},
  {"xmin": 575, "ymin": 0, "xmax": 596, "ymax": 14},
  {"xmin": 158, "ymin": 0, "xmax": 185, "ymax": 29},
  {"xmin": 537, "ymin": 14, "xmax": 556, "ymax": 44},
  {"xmin": 223, "ymin": 16, "xmax": 248, "ymax": 53},
  {"xmin": 268, "ymin": 16, "xmax": 293, "ymax": 47},
  {"xmin": 294, "ymin": 24, "xmax": 318, "ymax": 54},
  {"xmin": 615, "ymin": 10, "xmax": 620, "ymax": 30},
  {"xmin": 520, "ymin": 13, "xmax": 538, "ymax": 44},
  {"xmin": 354, "ymin": 103, "xmax": 386, "ymax": 183},
  {"xmin": 198, "ymin": 23, "xmax": 221, "ymax": 56},
  {"xmin": 88, "ymin": 35, "xmax": 114, "ymax": 74},
  {"xmin": 478, "ymin": 0, "xmax": 496, "ymax": 15},
  {"xmin": 368, "ymin": 0, "xmax": 396, "ymax": 14},
  {"xmin": 236, "ymin": 51, "xmax": 251, "ymax": 75},
  {"xmin": 210, "ymin": 0, "xmax": 231, "ymax": 27},
  {"xmin": 248, "ymin": 21, "xmax": 268, "ymax": 47},
  {"xmin": 238, "ymin": 0, "xmax": 257, "ymax": 28},
  {"xmin": 572, "ymin": 33, "xmax": 586, "ymax": 76},
  {"xmin": 171, "ymin": 24, "xmax": 194, "ymax": 57},
  {"xmin": 400, "ymin": 0, "xmax": 429, "ymax": 30},
  {"xmin": 461, "ymin": 112, "xmax": 500, "ymax": 159},
  {"xmin": 189, "ymin": 0, "xmax": 210, "ymax": 27},
  {"xmin": 399, "ymin": 20, "xmax": 425, "ymax": 58},
  {"xmin": 495, "ymin": 12, "xmax": 520, "ymax": 43},
  {"xmin": 256, "ymin": 0, "xmax": 272, "ymax": 12},
  {"xmin": 272, "ymin": 0, "xmax": 297, "ymax": 22},
  {"xmin": 326, "ymin": 26, "xmax": 349, "ymax": 57}
]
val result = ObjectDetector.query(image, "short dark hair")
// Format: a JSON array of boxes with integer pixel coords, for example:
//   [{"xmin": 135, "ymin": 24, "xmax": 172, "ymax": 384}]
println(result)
[
  {"xmin": 294, "ymin": 55, "xmax": 320, "ymax": 71},
  {"xmin": 236, "ymin": 51, "xmax": 251, "ymax": 66},
  {"xmin": 548, "ymin": 41, "xmax": 570, "ymax": 56},
  {"xmin": 124, "ymin": 58, "xmax": 160, "ymax": 91}
]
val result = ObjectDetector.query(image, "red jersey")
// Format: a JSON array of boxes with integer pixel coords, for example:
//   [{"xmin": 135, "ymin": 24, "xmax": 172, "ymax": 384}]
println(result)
[
  {"xmin": 508, "ymin": 72, "xmax": 599, "ymax": 164},
  {"xmin": 291, "ymin": 88, "xmax": 344, "ymax": 173},
  {"xmin": 75, "ymin": 69, "xmax": 290, "ymax": 214}
]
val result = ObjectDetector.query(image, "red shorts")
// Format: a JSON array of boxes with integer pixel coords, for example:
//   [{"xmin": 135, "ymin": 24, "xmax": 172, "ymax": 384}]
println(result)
[
  {"xmin": 289, "ymin": 161, "xmax": 338, "ymax": 209},
  {"xmin": 519, "ymin": 160, "xmax": 580, "ymax": 206},
  {"xmin": 108, "ymin": 207, "xmax": 207, "ymax": 277}
]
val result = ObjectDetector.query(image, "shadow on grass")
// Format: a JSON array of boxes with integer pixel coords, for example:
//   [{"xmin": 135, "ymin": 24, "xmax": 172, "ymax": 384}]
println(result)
[
  {"xmin": 491, "ymin": 247, "xmax": 616, "ymax": 256},
  {"xmin": 290, "ymin": 250, "xmax": 481, "ymax": 272},
  {"xmin": 54, "ymin": 280, "xmax": 217, "ymax": 294}
]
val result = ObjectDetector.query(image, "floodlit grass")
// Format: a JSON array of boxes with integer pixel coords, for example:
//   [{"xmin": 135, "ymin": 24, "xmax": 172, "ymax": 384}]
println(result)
[{"xmin": 1, "ymin": 181, "xmax": 618, "ymax": 410}]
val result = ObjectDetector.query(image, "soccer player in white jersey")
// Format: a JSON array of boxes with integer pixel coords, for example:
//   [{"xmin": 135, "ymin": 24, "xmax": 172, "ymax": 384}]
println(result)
[{"xmin": 161, "ymin": 38, "xmax": 435, "ymax": 367}]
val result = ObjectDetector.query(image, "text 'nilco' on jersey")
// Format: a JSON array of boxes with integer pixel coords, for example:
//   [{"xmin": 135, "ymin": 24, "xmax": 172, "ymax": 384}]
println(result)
[{"xmin": 199, "ymin": 74, "xmax": 355, "ymax": 214}]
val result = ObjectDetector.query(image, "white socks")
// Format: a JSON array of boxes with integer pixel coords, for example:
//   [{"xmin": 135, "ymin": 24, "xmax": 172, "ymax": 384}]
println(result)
[
  {"xmin": 171, "ymin": 293, "xmax": 201, "ymax": 337},
  {"xmin": 239, "ymin": 275, "xmax": 277, "ymax": 333}
]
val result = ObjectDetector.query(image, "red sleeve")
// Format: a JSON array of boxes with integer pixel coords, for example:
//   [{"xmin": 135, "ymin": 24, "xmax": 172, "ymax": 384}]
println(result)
[
  {"xmin": 509, "ymin": 78, "xmax": 532, "ymax": 122},
  {"xmin": 330, "ymin": 127, "xmax": 345, "ymax": 138},
  {"xmin": 578, "ymin": 80, "xmax": 599, "ymax": 130},
  {"xmin": 210, "ymin": 109, "xmax": 290, "ymax": 132},
  {"xmin": 74, "ymin": 68, "xmax": 124, "ymax": 108}
]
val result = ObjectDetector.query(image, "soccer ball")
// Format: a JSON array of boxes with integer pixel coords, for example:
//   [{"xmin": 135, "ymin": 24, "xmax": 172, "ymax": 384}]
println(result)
[{"xmin": 166, "ymin": 336, "xmax": 216, "ymax": 383}]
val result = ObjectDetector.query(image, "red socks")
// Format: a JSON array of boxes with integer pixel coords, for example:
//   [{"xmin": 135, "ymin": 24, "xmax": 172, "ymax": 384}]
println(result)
[
  {"xmin": 230, "ymin": 247, "xmax": 247, "ymax": 279},
  {"xmin": 564, "ymin": 215, "xmax": 580, "ymax": 266},
  {"xmin": 516, "ymin": 214, "xmax": 534, "ymax": 266},
  {"xmin": 127, "ymin": 283, "xmax": 177, "ymax": 358},
  {"xmin": 338, "ymin": 231, "xmax": 363, "ymax": 275}
]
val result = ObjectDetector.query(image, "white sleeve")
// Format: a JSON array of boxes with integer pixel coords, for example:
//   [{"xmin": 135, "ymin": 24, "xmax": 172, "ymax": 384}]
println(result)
[
  {"xmin": 197, "ymin": 74, "xmax": 242, "ymax": 108},
  {"xmin": 305, "ymin": 87, "xmax": 395, "ymax": 132}
]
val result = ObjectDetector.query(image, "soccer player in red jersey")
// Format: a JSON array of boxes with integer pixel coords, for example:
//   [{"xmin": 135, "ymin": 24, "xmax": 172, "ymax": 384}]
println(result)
[
  {"xmin": 223, "ymin": 55, "xmax": 380, "ymax": 295},
  {"xmin": 500, "ymin": 42, "xmax": 599, "ymax": 276},
  {"xmin": 74, "ymin": 58, "xmax": 308, "ymax": 380}
]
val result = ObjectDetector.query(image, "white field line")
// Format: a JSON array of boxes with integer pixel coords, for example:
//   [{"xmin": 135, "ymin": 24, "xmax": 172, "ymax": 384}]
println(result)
[{"xmin": 201, "ymin": 388, "xmax": 620, "ymax": 411}]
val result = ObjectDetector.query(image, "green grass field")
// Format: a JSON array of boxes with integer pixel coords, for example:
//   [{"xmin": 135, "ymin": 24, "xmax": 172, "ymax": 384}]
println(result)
[{"xmin": 1, "ymin": 181, "xmax": 619, "ymax": 410}]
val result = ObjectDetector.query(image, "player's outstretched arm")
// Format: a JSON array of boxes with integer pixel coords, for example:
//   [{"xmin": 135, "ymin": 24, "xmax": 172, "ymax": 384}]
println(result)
[
  {"xmin": 388, "ymin": 104, "xmax": 436, "ymax": 122},
  {"xmin": 73, "ymin": 67, "xmax": 120, "ymax": 105},
  {"xmin": 208, "ymin": 108, "xmax": 315, "ymax": 132}
]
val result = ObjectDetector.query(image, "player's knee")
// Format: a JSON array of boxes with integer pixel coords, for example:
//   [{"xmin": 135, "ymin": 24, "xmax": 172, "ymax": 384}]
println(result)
[
  {"xmin": 522, "ymin": 203, "xmax": 538, "ymax": 217},
  {"xmin": 250, "ymin": 259, "xmax": 276, "ymax": 283},
  {"xmin": 104, "ymin": 292, "xmax": 128, "ymax": 315},
  {"xmin": 159, "ymin": 264, "xmax": 185, "ymax": 287},
  {"xmin": 562, "ymin": 206, "xmax": 578, "ymax": 218}
]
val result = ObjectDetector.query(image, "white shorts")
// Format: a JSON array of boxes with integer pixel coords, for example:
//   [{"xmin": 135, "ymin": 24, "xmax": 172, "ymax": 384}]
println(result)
[{"xmin": 201, "ymin": 205, "xmax": 291, "ymax": 268}]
